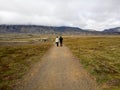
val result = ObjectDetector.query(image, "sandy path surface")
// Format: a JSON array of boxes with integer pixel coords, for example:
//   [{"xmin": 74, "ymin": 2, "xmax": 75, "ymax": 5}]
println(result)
[{"xmin": 15, "ymin": 46, "xmax": 99, "ymax": 90}]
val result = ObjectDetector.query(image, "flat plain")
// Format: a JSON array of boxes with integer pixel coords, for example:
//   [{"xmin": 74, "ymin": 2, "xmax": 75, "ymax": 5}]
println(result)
[
  {"xmin": 0, "ymin": 34, "xmax": 120, "ymax": 90},
  {"xmin": 64, "ymin": 36, "xmax": 120, "ymax": 90},
  {"xmin": 0, "ymin": 34, "xmax": 52, "ymax": 89}
]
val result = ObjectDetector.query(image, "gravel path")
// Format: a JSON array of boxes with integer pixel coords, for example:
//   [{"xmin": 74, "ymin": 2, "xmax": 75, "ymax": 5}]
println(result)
[{"xmin": 15, "ymin": 46, "xmax": 99, "ymax": 90}]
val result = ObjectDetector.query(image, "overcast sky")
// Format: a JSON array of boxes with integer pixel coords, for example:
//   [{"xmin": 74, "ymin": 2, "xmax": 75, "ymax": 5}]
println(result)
[{"xmin": 0, "ymin": 0, "xmax": 120, "ymax": 31}]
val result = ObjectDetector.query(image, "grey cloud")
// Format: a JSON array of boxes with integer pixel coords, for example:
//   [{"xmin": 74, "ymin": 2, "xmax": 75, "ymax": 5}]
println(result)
[{"xmin": 0, "ymin": 0, "xmax": 120, "ymax": 31}]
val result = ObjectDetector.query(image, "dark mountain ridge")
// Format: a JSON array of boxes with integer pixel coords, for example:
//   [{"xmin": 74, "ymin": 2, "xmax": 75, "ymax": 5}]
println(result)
[
  {"xmin": 0, "ymin": 25, "xmax": 119, "ymax": 35},
  {"xmin": 103, "ymin": 27, "xmax": 120, "ymax": 34}
]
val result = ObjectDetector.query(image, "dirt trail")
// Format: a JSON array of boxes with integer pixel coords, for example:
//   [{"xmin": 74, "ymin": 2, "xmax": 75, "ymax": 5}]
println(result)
[{"xmin": 15, "ymin": 46, "xmax": 100, "ymax": 90}]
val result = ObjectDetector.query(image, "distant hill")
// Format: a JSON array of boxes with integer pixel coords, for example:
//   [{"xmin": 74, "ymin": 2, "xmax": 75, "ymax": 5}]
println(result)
[
  {"xmin": 0, "ymin": 25, "xmax": 119, "ymax": 35},
  {"xmin": 0, "ymin": 25, "xmax": 81, "ymax": 34},
  {"xmin": 103, "ymin": 27, "xmax": 120, "ymax": 34}
]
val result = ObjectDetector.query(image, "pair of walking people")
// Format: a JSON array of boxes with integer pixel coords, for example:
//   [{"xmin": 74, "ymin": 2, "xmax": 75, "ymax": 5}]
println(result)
[{"xmin": 55, "ymin": 36, "xmax": 63, "ymax": 47}]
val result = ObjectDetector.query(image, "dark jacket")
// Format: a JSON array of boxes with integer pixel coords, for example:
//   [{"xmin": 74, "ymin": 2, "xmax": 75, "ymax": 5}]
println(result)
[{"xmin": 59, "ymin": 37, "xmax": 63, "ymax": 42}]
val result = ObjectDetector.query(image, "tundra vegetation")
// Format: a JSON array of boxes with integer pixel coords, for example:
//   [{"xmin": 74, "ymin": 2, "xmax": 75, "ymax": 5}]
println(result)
[
  {"xmin": 64, "ymin": 36, "xmax": 120, "ymax": 90},
  {"xmin": 0, "ymin": 34, "xmax": 52, "ymax": 89}
]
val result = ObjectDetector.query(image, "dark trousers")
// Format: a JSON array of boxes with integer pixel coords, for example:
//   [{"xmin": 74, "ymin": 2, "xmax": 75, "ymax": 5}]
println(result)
[
  {"xmin": 56, "ymin": 42, "xmax": 59, "ymax": 47},
  {"xmin": 60, "ymin": 41, "xmax": 63, "ymax": 46}
]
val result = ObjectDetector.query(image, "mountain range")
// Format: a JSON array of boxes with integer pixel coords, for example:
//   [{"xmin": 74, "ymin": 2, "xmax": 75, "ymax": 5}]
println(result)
[
  {"xmin": 0, "ymin": 25, "xmax": 120, "ymax": 35},
  {"xmin": 103, "ymin": 27, "xmax": 120, "ymax": 33}
]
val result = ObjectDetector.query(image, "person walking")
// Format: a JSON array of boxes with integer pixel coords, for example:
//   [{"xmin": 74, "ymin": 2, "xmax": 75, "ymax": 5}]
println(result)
[
  {"xmin": 55, "ymin": 36, "xmax": 59, "ymax": 47},
  {"xmin": 59, "ymin": 36, "xmax": 63, "ymax": 47}
]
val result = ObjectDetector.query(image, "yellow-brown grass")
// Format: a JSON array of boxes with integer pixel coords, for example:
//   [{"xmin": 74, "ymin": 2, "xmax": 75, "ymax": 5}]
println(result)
[
  {"xmin": 0, "ymin": 42, "xmax": 52, "ymax": 89},
  {"xmin": 64, "ymin": 36, "xmax": 120, "ymax": 90}
]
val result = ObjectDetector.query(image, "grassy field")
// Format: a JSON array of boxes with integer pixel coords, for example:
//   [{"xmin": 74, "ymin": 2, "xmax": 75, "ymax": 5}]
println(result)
[
  {"xmin": 0, "ymin": 35, "xmax": 52, "ymax": 90},
  {"xmin": 64, "ymin": 36, "xmax": 120, "ymax": 90},
  {"xmin": 0, "ymin": 34, "xmax": 55, "ymax": 42}
]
